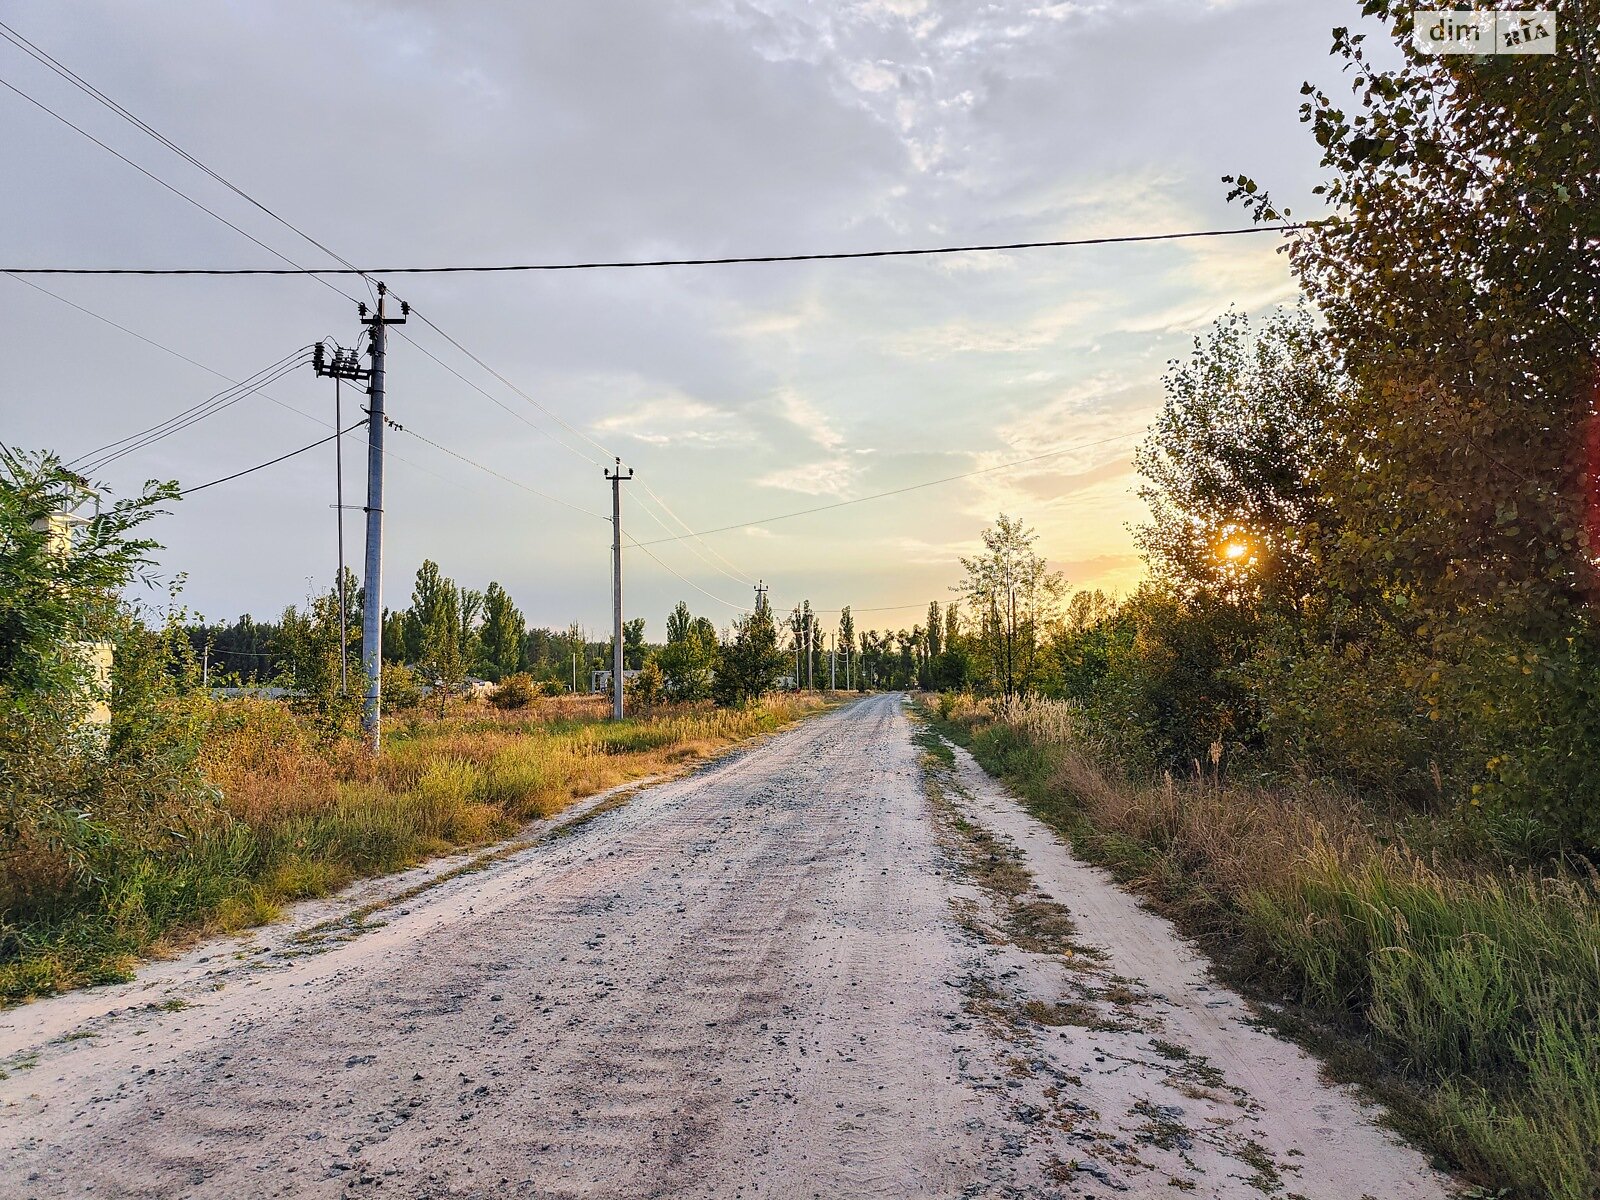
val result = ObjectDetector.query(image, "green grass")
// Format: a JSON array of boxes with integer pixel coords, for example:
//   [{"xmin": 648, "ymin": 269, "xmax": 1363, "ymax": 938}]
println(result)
[{"xmin": 923, "ymin": 695, "xmax": 1600, "ymax": 1200}]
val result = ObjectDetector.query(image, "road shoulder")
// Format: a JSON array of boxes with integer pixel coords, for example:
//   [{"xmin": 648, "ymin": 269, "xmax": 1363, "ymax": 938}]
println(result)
[{"xmin": 913, "ymin": 715, "xmax": 1461, "ymax": 1199}]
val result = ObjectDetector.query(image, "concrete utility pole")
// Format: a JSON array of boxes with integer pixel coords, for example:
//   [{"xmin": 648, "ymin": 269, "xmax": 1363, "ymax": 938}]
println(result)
[
  {"xmin": 318, "ymin": 286, "xmax": 409, "ymax": 751},
  {"xmin": 793, "ymin": 607, "xmax": 802, "ymax": 691},
  {"xmin": 830, "ymin": 633, "xmax": 836, "ymax": 691},
  {"xmin": 315, "ymin": 334, "xmax": 383, "ymax": 713},
  {"xmin": 605, "ymin": 458, "xmax": 633, "ymax": 719}
]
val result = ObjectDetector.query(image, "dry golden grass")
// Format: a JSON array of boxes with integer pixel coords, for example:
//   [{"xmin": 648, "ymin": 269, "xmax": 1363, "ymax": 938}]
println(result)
[{"xmin": 2, "ymin": 692, "xmax": 828, "ymax": 1004}]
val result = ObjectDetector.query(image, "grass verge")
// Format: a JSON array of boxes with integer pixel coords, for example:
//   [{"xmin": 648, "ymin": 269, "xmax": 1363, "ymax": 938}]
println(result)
[
  {"xmin": 922, "ymin": 693, "xmax": 1600, "ymax": 1200},
  {"xmin": 1, "ymin": 693, "xmax": 828, "ymax": 1003}
]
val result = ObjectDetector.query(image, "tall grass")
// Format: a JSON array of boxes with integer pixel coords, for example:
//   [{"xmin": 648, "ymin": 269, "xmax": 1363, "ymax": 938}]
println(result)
[
  {"xmin": 1, "ymin": 693, "xmax": 821, "ymax": 1003},
  {"xmin": 933, "ymin": 693, "xmax": 1600, "ymax": 1200}
]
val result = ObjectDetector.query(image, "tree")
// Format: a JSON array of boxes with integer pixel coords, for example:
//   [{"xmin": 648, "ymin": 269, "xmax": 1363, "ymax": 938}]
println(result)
[
  {"xmin": 457, "ymin": 587, "xmax": 484, "ymax": 674},
  {"xmin": 659, "ymin": 601, "xmax": 717, "ymax": 701},
  {"xmin": 402, "ymin": 559, "xmax": 449, "ymax": 663},
  {"xmin": 787, "ymin": 602, "xmax": 819, "ymax": 690},
  {"xmin": 1, "ymin": 449, "xmax": 174, "ymax": 705},
  {"xmin": 838, "ymin": 606, "xmax": 856, "ymax": 689},
  {"xmin": 632, "ymin": 658, "xmax": 665, "ymax": 708},
  {"xmin": 713, "ymin": 594, "xmax": 786, "ymax": 706},
  {"xmin": 418, "ymin": 601, "xmax": 466, "ymax": 716},
  {"xmin": 955, "ymin": 514, "xmax": 1065, "ymax": 698},
  {"xmin": 274, "ymin": 577, "xmax": 365, "ymax": 739},
  {"xmin": 605, "ymin": 616, "xmax": 647, "ymax": 674},
  {"xmin": 479, "ymin": 582, "xmax": 525, "ymax": 682},
  {"xmin": 1135, "ymin": 307, "xmax": 1343, "ymax": 611},
  {"xmin": 2, "ymin": 453, "xmax": 218, "ymax": 920},
  {"xmin": 1230, "ymin": 4, "xmax": 1600, "ymax": 837},
  {"xmin": 381, "ymin": 608, "xmax": 407, "ymax": 665}
]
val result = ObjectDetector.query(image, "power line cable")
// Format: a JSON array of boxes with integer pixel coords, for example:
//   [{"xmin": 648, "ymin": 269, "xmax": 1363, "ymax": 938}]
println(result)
[
  {"xmin": 403, "ymin": 308, "xmax": 616, "ymax": 465},
  {"xmin": 0, "ymin": 59, "xmax": 612, "ymax": 519},
  {"xmin": 82, "ymin": 355, "xmax": 311, "ymax": 473},
  {"xmin": 0, "ymin": 32, "xmax": 616, "ymax": 484},
  {"xmin": 179, "ymin": 421, "xmax": 365, "ymax": 496},
  {"xmin": 2, "ymin": 225, "xmax": 1307, "ymax": 275},
  {"xmin": 624, "ymin": 536, "xmax": 750, "ymax": 613},
  {"xmin": 0, "ymin": 74, "xmax": 353, "ymax": 303},
  {"xmin": 73, "ymin": 349, "xmax": 312, "ymax": 472},
  {"xmin": 2, "ymin": 30, "xmax": 801, "ymax": 606},
  {"xmin": 387, "ymin": 322, "xmax": 605, "ymax": 468},
  {"xmin": 4, "ymin": 272, "xmax": 480, "ymax": 499},
  {"xmin": 0, "ymin": 18, "xmax": 377, "ymax": 307},
  {"xmin": 635, "ymin": 478, "xmax": 753, "ymax": 585},
  {"xmin": 0, "ymin": 44, "xmax": 630, "ymax": 510},
  {"xmin": 635, "ymin": 430, "xmax": 1142, "ymax": 546},
  {"xmin": 0, "ymin": 20, "xmax": 360, "ymax": 272},
  {"xmin": 0, "ymin": 26, "xmax": 1304, "ymax": 284},
  {"xmin": 393, "ymin": 423, "xmax": 609, "ymax": 522},
  {"xmin": 624, "ymin": 485, "xmax": 755, "ymax": 590}
]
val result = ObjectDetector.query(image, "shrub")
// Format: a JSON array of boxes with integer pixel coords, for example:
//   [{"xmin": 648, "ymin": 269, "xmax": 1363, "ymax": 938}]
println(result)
[
  {"xmin": 383, "ymin": 662, "xmax": 423, "ymax": 710},
  {"xmin": 489, "ymin": 673, "xmax": 536, "ymax": 709}
]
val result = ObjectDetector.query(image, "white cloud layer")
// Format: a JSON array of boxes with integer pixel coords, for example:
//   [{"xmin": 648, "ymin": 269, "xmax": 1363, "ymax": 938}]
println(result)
[{"xmin": 0, "ymin": 0, "xmax": 1368, "ymax": 631}]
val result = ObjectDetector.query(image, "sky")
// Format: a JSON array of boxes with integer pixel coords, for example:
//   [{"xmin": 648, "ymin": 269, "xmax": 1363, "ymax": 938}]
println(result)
[{"xmin": 0, "ymin": 0, "xmax": 1376, "ymax": 639}]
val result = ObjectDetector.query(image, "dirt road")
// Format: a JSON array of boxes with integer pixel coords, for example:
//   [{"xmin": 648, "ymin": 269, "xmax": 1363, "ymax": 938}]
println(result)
[{"xmin": 2, "ymin": 695, "xmax": 1455, "ymax": 1198}]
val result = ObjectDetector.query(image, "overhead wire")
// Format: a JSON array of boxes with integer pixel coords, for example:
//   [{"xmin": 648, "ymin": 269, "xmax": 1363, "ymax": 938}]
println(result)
[
  {"xmin": 3, "ymin": 25, "xmax": 1218, "ymax": 628},
  {"xmin": 624, "ymin": 537, "xmax": 751, "ymax": 612},
  {"xmin": 0, "ymin": 18, "xmax": 378, "ymax": 306},
  {"xmin": 72, "ymin": 348, "xmax": 312, "ymax": 472},
  {"xmin": 4, "ymin": 272, "xmax": 504, "ymax": 502},
  {"xmin": 0, "ymin": 29, "xmax": 655, "ymax": 541},
  {"xmin": 634, "ymin": 430, "xmax": 1142, "ymax": 546},
  {"xmin": 180, "ymin": 421, "xmax": 366, "ymax": 496},
  {"xmin": 635, "ymin": 478, "xmax": 753, "ymax": 585},
  {"xmin": 2, "ymin": 225, "xmax": 1307, "ymax": 275},
  {"xmin": 392, "ymin": 423, "xmax": 609, "ymax": 522},
  {"xmin": 0, "ymin": 41, "xmax": 622, "ymax": 535},
  {"xmin": 402, "ymin": 309, "xmax": 615, "ymax": 465}
]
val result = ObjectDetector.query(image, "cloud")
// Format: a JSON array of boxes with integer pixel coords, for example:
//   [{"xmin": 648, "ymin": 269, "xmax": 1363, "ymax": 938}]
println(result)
[
  {"xmin": 755, "ymin": 459, "xmax": 856, "ymax": 496},
  {"xmin": 776, "ymin": 390, "xmax": 849, "ymax": 454},
  {"xmin": 591, "ymin": 393, "xmax": 747, "ymax": 447},
  {"xmin": 6, "ymin": 0, "xmax": 1362, "ymax": 631},
  {"xmin": 847, "ymin": 60, "xmax": 900, "ymax": 93}
]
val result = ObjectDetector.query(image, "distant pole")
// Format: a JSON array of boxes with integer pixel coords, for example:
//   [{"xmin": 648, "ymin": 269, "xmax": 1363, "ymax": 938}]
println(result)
[
  {"xmin": 202, "ymin": 642, "xmax": 210, "ymax": 689},
  {"xmin": 830, "ymin": 632, "xmax": 836, "ymax": 691},
  {"xmin": 572, "ymin": 651, "xmax": 577, "ymax": 695},
  {"xmin": 793, "ymin": 608, "xmax": 801, "ymax": 691},
  {"xmin": 806, "ymin": 621, "xmax": 814, "ymax": 690},
  {"xmin": 605, "ymin": 457, "xmax": 633, "ymax": 719}
]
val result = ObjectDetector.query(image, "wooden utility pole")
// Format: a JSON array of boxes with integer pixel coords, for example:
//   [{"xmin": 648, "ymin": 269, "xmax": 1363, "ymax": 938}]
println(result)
[{"xmin": 605, "ymin": 458, "xmax": 633, "ymax": 719}]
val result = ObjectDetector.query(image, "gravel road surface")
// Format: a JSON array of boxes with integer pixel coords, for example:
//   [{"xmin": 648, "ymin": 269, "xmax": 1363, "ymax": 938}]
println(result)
[{"xmin": 1, "ymin": 694, "xmax": 1455, "ymax": 1198}]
